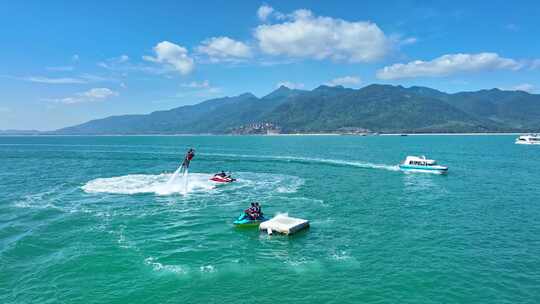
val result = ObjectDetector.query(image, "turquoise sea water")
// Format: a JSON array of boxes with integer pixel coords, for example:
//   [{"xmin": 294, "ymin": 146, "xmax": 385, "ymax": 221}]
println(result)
[{"xmin": 1, "ymin": 135, "xmax": 539, "ymax": 303}]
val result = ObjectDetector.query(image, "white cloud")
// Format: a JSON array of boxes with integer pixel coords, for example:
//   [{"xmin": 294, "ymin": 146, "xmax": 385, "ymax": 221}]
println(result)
[
  {"xmin": 257, "ymin": 5, "xmax": 274, "ymax": 22},
  {"xmin": 510, "ymin": 83, "xmax": 535, "ymax": 93},
  {"xmin": 325, "ymin": 76, "xmax": 361, "ymax": 87},
  {"xmin": 276, "ymin": 81, "xmax": 304, "ymax": 89},
  {"xmin": 100, "ymin": 55, "xmax": 130, "ymax": 68},
  {"xmin": 118, "ymin": 54, "xmax": 129, "ymax": 62},
  {"xmin": 80, "ymin": 88, "xmax": 118, "ymax": 99},
  {"xmin": 181, "ymin": 80, "xmax": 210, "ymax": 88},
  {"xmin": 530, "ymin": 59, "xmax": 540, "ymax": 70},
  {"xmin": 46, "ymin": 66, "xmax": 75, "ymax": 71},
  {"xmin": 98, "ymin": 60, "xmax": 170, "ymax": 75},
  {"xmin": 54, "ymin": 88, "xmax": 119, "ymax": 104},
  {"xmin": 97, "ymin": 62, "xmax": 109, "ymax": 69},
  {"xmin": 196, "ymin": 37, "xmax": 252, "ymax": 62},
  {"xmin": 78, "ymin": 73, "xmax": 118, "ymax": 82},
  {"xmin": 400, "ymin": 37, "xmax": 417, "ymax": 45},
  {"xmin": 178, "ymin": 80, "xmax": 221, "ymax": 99},
  {"xmin": 254, "ymin": 9, "xmax": 391, "ymax": 62},
  {"xmin": 9, "ymin": 73, "xmax": 116, "ymax": 84},
  {"xmin": 143, "ymin": 41, "xmax": 195, "ymax": 75},
  {"xmin": 23, "ymin": 76, "xmax": 88, "ymax": 84},
  {"xmin": 98, "ymin": 55, "xmax": 164, "ymax": 76},
  {"xmin": 376, "ymin": 53, "xmax": 522, "ymax": 80}
]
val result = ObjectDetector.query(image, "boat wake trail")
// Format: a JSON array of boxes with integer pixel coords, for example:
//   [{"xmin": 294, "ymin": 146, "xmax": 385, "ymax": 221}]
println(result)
[{"xmin": 202, "ymin": 153, "xmax": 399, "ymax": 172}]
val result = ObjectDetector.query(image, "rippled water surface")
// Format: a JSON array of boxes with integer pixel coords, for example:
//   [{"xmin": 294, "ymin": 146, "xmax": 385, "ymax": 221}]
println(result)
[{"xmin": 1, "ymin": 135, "xmax": 539, "ymax": 303}]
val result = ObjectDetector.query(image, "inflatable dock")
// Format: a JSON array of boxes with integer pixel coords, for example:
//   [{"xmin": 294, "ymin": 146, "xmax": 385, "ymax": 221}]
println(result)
[{"xmin": 259, "ymin": 214, "xmax": 309, "ymax": 235}]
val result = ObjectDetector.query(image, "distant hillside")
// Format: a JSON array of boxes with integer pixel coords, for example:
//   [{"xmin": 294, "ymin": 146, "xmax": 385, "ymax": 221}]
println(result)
[
  {"xmin": 0, "ymin": 129, "xmax": 42, "ymax": 135},
  {"xmin": 55, "ymin": 84, "xmax": 540, "ymax": 134}
]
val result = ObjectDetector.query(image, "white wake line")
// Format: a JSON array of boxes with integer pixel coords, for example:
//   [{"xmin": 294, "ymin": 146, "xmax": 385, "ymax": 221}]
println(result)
[{"xmin": 201, "ymin": 153, "xmax": 399, "ymax": 171}]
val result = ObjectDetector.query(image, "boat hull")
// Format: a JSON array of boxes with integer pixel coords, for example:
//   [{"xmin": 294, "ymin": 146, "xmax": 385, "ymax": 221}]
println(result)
[
  {"xmin": 516, "ymin": 141, "xmax": 540, "ymax": 145},
  {"xmin": 210, "ymin": 176, "xmax": 236, "ymax": 183},
  {"xmin": 233, "ymin": 214, "xmax": 268, "ymax": 227},
  {"xmin": 399, "ymin": 164, "xmax": 448, "ymax": 174}
]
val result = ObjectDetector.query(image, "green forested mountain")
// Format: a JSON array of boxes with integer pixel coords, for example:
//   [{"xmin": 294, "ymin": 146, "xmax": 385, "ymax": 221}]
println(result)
[{"xmin": 55, "ymin": 85, "xmax": 540, "ymax": 134}]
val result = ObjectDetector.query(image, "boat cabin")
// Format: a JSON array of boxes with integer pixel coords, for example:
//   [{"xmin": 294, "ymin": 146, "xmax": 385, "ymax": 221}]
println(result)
[
  {"xmin": 517, "ymin": 135, "xmax": 540, "ymax": 143},
  {"xmin": 403, "ymin": 156, "xmax": 436, "ymax": 166}
]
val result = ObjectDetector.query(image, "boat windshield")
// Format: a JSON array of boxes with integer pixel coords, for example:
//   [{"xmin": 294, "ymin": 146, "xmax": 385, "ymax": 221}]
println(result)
[{"xmin": 409, "ymin": 160, "xmax": 430, "ymax": 166}]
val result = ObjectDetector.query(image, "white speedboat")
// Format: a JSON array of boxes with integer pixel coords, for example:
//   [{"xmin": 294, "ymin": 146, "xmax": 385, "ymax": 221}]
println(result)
[
  {"xmin": 515, "ymin": 134, "xmax": 540, "ymax": 145},
  {"xmin": 399, "ymin": 155, "xmax": 448, "ymax": 174}
]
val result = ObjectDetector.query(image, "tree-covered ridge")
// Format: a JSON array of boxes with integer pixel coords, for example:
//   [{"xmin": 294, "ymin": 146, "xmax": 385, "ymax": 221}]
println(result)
[{"xmin": 56, "ymin": 85, "xmax": 540, "ymax": 134}]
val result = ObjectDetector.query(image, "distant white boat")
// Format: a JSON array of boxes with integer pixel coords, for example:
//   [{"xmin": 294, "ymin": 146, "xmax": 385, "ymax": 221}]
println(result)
[
  {"xmin": 399, "ymin": 155, "xmax": 448, "ymax": 174},
  {"xmin": 515, "ymin": 134, "xmax": 540, "ymax": 145}
]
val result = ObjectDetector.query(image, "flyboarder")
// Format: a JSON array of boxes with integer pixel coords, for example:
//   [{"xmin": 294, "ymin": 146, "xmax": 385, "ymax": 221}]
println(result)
[{"xmin": 181, "ymin": 148, "xmax": 195, "ymax": 171}]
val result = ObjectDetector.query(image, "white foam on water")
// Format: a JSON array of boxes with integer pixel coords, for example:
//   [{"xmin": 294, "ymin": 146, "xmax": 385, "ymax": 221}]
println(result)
[
  {"xmin": 82, "ymin": 171, "xmax": 305, "ymax": 198},
  {"xmin": 80, "ymin": 171, "xmax": 306, "ymax": 224},
  {"xmin": 236, "ymin": 172, "xmax": 304, "ymax": 195},
  {"xmin": 13, "ymin": 186, "xmax": 73, "ymax": 211},
  {"xmin": 82, "ymin": 172, "xmax": 215, "ymax": 196},
  {"xmin": 276, "ymin": 177, "xmax": 304, "ymax": 193},
  {"xmin": 330, "ymin": 250, "xmax": 352, "ymax": 261},
  {"xmin": 144, "ymin": 257, "xmax": 186, "ymax": 274},
  {"xmin": 297, "ymin": 157, "xmax": 400, "ymax": 172},
  {"xmin": 199, "ymin": 265, "xmax": 216, "ymax": 273},
  {"xmin": 202, "ymin": 153, "xmax": 399, "ymax": 172},
  {"xmin": 112, "ymin": 225, "xmax": 138, "ymax": 250},
  {"xmin": 283, "ymin": 258, "xmax": 323, "ymax": 273}
]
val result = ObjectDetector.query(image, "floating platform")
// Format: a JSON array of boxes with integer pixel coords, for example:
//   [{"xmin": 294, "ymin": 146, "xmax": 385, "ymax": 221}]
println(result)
[{"xmin": 259, "ymin": 215, "xmax": 309, "ymax": 235}]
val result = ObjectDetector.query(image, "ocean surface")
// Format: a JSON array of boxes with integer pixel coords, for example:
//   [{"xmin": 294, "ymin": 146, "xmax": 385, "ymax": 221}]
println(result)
[{"xmin": 1, "ymin": 135, "xmax": 539, "ymax": 303}]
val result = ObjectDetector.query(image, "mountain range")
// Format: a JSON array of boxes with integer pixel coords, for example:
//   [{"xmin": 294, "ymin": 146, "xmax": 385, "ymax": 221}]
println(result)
[{"xmin": 55, "ymin": 84, "xmax": 540, "ymax": 134}]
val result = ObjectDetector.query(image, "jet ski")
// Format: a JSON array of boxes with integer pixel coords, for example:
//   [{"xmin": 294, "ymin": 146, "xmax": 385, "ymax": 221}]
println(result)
[
  {"xmin": 210, "ymin": 174, "xmax": 236, "ymax": 183},
  {"xmin": 233, "ymin": 213, "xmax": 268, "ymax": 227}
]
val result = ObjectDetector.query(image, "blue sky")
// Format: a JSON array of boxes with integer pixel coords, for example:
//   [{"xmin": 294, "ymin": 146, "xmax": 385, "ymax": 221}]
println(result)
[{"xmin": 1, "ymin": 0, "xmax": 539, "ymax": 130}]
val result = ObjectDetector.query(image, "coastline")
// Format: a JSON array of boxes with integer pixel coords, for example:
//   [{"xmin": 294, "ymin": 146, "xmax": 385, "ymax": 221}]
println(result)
[
  {"xmin": 380, "ymin": 132, "xmax": 522, "ymax": 136},
  {"xmin": 0, "ymin": 132, "xmax": 525, "ymax": 137}
]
